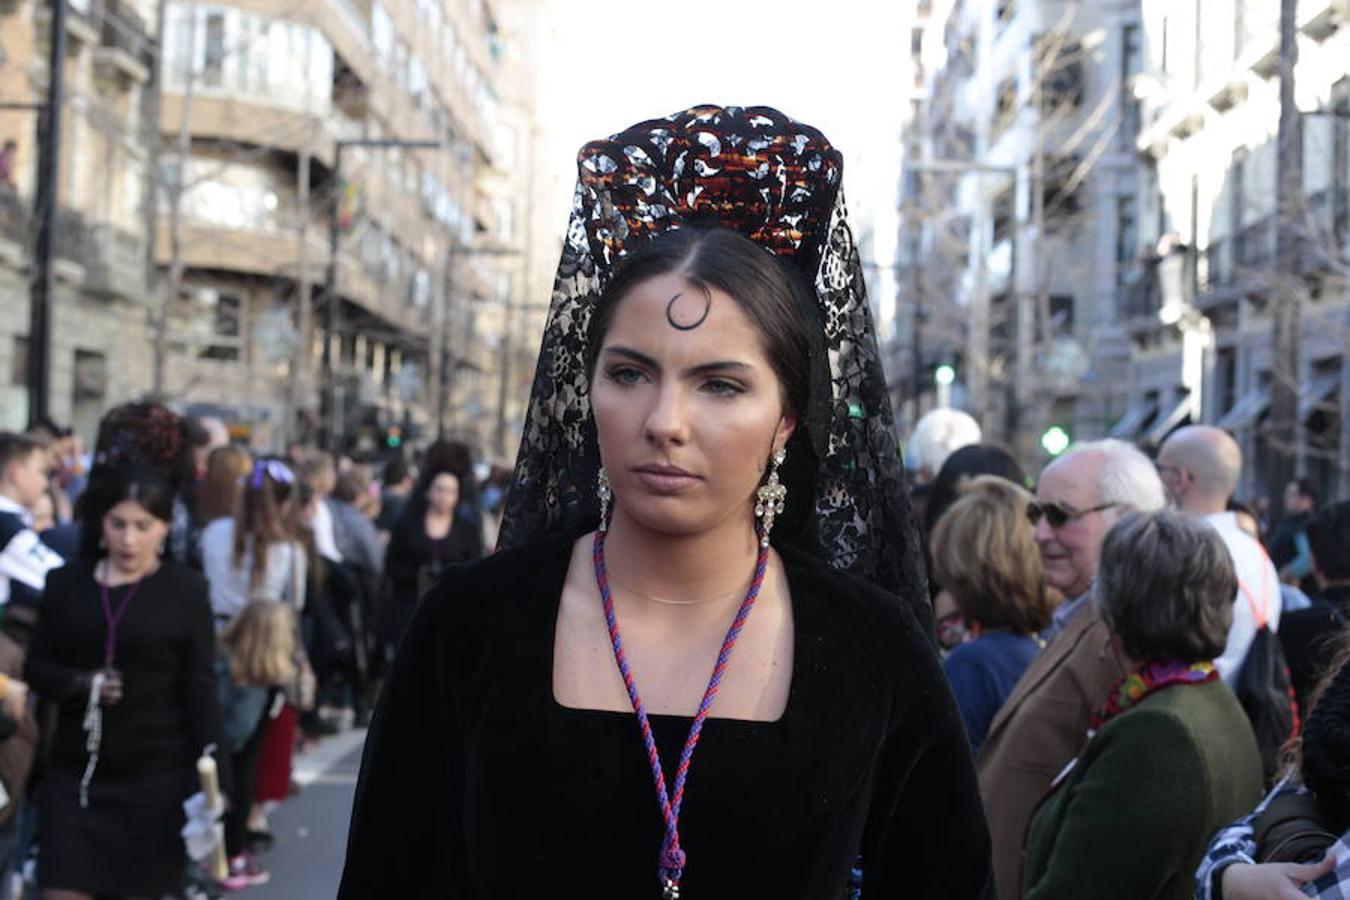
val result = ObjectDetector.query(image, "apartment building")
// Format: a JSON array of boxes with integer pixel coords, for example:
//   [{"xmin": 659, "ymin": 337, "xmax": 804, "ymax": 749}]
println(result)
[
  {"xmin": 1123, "ymin": 0, "xmax": 1349, "ymax": 499},
  {"xmin": 0, "ymin": 0, "xmax": 157, "ymax": 439},
  {"xmin": 0, "ymin": 0, "xmax": 551, "ymax": 456},
  {"xmin": 901, "ymin": 0, "xmax": 1146, "ymax": 463}
]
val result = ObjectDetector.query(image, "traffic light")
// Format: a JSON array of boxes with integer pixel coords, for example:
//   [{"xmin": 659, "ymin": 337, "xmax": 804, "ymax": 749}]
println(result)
[
  {"xmin": 386, "ymin": 426, "xmax": 403, "ymax": 448},
  {"xmin": 1040, "ymin": 425, "xmax": 1071, "ymax": 457}
]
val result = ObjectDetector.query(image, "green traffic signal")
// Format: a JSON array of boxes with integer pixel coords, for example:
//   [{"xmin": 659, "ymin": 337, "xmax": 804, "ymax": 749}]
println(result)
[{"xmin": 1040, "ymin": 425, "xmax": 1071, "ymax": 456}]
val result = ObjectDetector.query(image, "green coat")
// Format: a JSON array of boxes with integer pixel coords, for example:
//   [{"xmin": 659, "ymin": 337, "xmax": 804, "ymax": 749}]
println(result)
[{"xmin": 1022, "ymin": 677, "xmax": 1263, "ymax": 900}]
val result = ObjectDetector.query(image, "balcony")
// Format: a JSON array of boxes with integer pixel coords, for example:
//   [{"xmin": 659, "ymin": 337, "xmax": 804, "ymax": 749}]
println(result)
[
  {"xmin": 84, "ymin": 221, "xmax": 147, "ymax": 301},
  {"xmin": 93, "ymin": 0, "xmax": 152, "ymax": 85},
  {"xmin": 159, "ymin": 93, "xmax": 338, "ymax": 170}
]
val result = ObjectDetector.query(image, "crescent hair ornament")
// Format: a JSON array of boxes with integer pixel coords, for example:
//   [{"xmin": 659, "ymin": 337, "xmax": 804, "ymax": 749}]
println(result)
[{"xmin": 665, "ymin": 289, "xmax": 712, "ymax": 331}]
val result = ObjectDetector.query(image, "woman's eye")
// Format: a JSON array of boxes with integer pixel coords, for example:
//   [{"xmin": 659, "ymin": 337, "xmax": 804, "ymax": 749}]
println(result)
[
  {"xmin": 702, "ymin": 378, "xmax": 744, "ymax": 396},
  {"xmin": 606, "ymin": 366, "xmax": 645, "ymax": 386}
]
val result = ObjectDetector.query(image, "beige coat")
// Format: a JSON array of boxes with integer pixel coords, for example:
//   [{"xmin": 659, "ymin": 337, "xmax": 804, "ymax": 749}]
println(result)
[
  {"xmin": 0, "ymin": 630, "xmax": 36, "ymax": 826},
  {"xmin": 975, "ymin": 600, "xmax": 1129, "ymax": 900}
]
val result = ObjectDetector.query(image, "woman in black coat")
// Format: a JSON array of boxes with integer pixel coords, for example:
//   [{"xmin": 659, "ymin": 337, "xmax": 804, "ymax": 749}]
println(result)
[{"xmin": 379, "ymin": 467, "xmax": 483, "ymax": 661}]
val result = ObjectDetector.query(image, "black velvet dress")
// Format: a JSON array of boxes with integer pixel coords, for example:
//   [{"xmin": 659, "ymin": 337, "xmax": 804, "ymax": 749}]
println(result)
[
  {"xmin": 340, "ymin": 531, "xmax": 993, "ymax": 899},
  {"xmin": 24, "ymin": 560, "xmax": 223, "ymax": 896}
]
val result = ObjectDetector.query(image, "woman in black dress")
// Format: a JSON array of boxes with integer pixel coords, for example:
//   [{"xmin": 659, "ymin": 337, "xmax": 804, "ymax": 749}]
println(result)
[
  {"xmin": 26, "ymin": 461, "xmax": 223, "ymax": 900},
  {"xmin": 341, "ymin": 106, "xmax": 991, "ymax": 898},
  {"xmin": 380, "ymin": 466, "xmax": 483, "ymax": 660}
]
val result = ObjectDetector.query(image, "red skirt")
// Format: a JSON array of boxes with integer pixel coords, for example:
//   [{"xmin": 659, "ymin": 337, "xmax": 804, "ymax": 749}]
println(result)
[{"xmin": 253, "ymin": 702, "xmax": 298, "ymax": 804}]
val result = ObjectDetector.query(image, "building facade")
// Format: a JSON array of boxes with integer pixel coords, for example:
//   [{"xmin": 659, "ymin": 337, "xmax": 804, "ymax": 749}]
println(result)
[
  {"xmin": 1123, "ymin": 0, "xmax": 1349, "ymax": 500},
  {"xmin": 901, "ymin": 0, "xmax": 1144, "ymax": 463},
  {"xmin": 0, "ymin": 0, "xmax": 553, "ymax": 458}
]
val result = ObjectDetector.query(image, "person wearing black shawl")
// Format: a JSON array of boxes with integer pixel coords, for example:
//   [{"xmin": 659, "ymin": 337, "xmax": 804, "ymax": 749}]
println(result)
[{"xmin": 340, "ymin": 105, "xmax": 992, "ymax": 899}]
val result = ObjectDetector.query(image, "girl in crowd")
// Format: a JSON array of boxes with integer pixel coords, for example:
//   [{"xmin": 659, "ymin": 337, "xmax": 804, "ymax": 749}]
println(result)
[
  {"xmin": 341, "ymin": 106, "xmax": 989, "ymax": 898},
  {"xmin": 199, "ymin": 458, "xmax": 307, "ymax": 886},
  {"xmin": 215, "ymin": 599, "xmax": 298, "ymax": 888},
  {"xmin": 930, "ymin": 475, "xmax": 1052, "ymax": 753},
  {"xmin": 25, "ymin": 462, "xmax": 223, "ymax": 900}
]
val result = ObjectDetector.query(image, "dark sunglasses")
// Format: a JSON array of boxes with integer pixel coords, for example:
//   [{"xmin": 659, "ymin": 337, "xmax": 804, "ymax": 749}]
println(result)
[{"xmin": 1026, "ymin": 500, "xmax": 1118, "ymax": 529}]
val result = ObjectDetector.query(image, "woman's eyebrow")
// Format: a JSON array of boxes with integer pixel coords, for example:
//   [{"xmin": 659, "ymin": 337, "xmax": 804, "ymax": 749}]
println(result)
[{"xmin": 602, "ymin": 346, "xmax": 756, "ymax": 378}]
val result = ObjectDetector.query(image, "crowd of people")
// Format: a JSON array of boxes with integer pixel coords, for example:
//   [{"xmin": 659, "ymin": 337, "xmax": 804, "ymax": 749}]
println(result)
[
  {"xmin": 911, "ymin": 414, "xmax": 1350, "ymax": 899},
  {"xmin": 4, "ymin": 102, "xmax": 1350, "ymax": 900},
  {"xmin": 0, "ymin": 409, "xmax": 493, "ymax": 898}
]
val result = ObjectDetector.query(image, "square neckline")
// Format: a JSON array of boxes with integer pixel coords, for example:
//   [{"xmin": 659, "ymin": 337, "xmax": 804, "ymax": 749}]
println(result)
[{"xmin": 545, "ymin": 535, "xmax": 802, "ymax": 728}]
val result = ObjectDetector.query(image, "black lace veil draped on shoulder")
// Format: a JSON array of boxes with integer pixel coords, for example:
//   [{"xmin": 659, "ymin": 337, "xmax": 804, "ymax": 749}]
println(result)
[{"xmin": 497, "ymin": 105, "xmax": 928, "ymax": 615}]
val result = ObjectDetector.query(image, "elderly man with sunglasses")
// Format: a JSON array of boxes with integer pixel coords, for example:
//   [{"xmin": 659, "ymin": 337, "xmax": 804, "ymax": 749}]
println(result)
[{"xmin": 977, "ymin": 439, "xmax": 1166, "ymax": 900}]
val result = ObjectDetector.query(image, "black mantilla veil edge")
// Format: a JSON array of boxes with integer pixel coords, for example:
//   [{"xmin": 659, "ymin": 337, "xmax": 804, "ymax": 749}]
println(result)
[{"xmin": 498, "ymin": 116, "xmax": 929, "ymax": 621}]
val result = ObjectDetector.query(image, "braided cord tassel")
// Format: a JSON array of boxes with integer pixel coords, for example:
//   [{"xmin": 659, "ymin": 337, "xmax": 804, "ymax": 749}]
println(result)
[{"xmin": 593, "ymin": 527, "xmax": 770, "ymax": 894}]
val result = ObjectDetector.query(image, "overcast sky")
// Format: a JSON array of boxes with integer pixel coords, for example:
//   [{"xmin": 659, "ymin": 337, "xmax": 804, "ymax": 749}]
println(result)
[{"xmin": 532, "ymin": 0, "xmax": 908, "ymax": 324}]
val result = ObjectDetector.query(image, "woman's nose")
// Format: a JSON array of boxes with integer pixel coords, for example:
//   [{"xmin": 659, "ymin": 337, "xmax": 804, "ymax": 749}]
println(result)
[{"xmin": 644, "ymin": 383, "xmax": 690, "ymax": 447}]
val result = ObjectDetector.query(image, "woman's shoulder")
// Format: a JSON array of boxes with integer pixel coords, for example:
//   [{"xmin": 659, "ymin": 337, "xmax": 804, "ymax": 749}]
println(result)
[
  {"xmin": 421, "ymin": 530, "xmax": 576, "ymax": 625},
  {"xmin": 154, "ymin": 559, "xmax": 211, "ymax": 596},
  {"xmin": 200, "ymin": 517, "xmax": 234, "ymax": 543},
  {"xmin": 47, "ymin": 557, "xmax": 94, "ymax": 590},
  {"xmin": 778, "ymin": 543, "xmax": 926, "ymax": 648}
]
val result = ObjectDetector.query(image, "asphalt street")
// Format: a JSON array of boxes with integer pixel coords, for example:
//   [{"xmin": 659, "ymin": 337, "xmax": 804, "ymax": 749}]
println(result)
[{"xmin": 247, "ymin": 728, "xmax": 366, "ymax": 900}]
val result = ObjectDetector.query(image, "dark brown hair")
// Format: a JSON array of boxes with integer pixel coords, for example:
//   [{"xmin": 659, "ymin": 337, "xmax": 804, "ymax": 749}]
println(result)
[{"xmin": 585, "ymin": 224, "xmax": 814, "ymax": 421}]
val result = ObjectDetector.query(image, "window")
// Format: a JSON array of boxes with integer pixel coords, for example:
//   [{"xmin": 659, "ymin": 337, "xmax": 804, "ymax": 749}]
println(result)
[
  {"xmin": 1038, "ymin": 34, "xmax": 1084, "ymax": 111},
  {"xmin": 1116, "ymin": 194, "xmax": 1138, "ymax": 277},
  {"xmin": 1043, "ymin": 155, "xmax": 1082, "ymax": 223},
  {"xmin": 11, "ymin": 335, "xmax": 28, "ymax": 387},
  {"xmin": 372, "ymin": 4, "xmax": 394, "ymax": 64},
  {"xmin": 202, "ymin": 12, "xmax": 225, "ymax": 87},
  {"xmin": 993, "ymin": 77, "xmax": 1018, "ymax": 138},
  {"xmin": 201, "ymin": 293, "xmax": 241, "ymax": 361},
  {"xmin": 1230, "ymin": 147, "xmax": 1248, "ymax": 242},
  {"xmin": 911, "ymin": 27, "xmax": 923, "ymax": 58},
  {"xmin": 992, "ymin": 187, "xmax": 1015, "ymax": 244},
  {"xmin": 1122, "ymin": 23, "xmax": 1142, "ymax": 81},
  {"xmin": 1047, "ymin": 294, "xmax": 1075, "ymax": 335}
]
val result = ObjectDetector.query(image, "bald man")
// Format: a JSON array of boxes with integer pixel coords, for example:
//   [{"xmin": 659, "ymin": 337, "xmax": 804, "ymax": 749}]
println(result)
[{"xmin": 1155, "ymin": 426, "xmax": 1281, "ymax": 681}]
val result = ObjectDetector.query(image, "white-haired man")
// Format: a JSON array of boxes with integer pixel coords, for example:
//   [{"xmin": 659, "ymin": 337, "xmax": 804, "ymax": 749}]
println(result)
[
  {"xmin": 978, "ymin": 439, "xmax": 1167, "ymax": 900},
  {"xmin": 1156, "ymin": 425, "xmax": 1281, "ymax": 681}
]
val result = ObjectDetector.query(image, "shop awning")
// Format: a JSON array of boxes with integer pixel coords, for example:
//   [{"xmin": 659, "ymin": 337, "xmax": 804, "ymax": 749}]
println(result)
[
  {"xmin": 1299, "ymin": 372, "xmax": 1341, "ymax": 421},
  {"xmin": 1144, "ymin": 394, "xmax": 1192, "ymax": 446},
  {"xmin": 1215, "ymin": 386, "xmax": 1271, "ymax": 432},
  {"xmin": 1109, "ymin": 399, "xmax": 1159, "ymax": 440}
]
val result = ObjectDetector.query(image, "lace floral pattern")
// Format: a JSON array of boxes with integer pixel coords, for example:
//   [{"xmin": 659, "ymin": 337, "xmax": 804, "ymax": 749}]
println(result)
[{"xmin": 499, "ymin": 106, "xmax": 927, "ymax": 614}]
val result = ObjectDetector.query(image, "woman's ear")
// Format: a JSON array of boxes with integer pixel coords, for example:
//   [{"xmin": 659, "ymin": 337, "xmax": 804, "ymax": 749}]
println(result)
[{"xmin": 776, "ymin": 413, "xmax": 799, "ymax": 453}]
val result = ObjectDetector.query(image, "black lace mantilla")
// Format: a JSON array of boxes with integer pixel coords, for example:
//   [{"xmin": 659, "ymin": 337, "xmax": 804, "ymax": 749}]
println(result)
[{"xmin": 498, "ymin": 105, "xmax": 927, "ymax": 614}]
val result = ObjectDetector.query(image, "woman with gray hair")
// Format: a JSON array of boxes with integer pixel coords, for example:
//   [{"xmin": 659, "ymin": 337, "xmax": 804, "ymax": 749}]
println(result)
[{"xmin": 1021, "ymin": 511, "xmax": 1264, "ymax": 900}]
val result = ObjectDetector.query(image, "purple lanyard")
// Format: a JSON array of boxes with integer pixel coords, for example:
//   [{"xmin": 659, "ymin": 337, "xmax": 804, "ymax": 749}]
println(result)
[
  {"xmin": 98, "ymin": 571, "xmax": 146, "ymax": 668},
  {"xmin": 592, "ymin": 528, "xmax": 769, "ymax": 899}
]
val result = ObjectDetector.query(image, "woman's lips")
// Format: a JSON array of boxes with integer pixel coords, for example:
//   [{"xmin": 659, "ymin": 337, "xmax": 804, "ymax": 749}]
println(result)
[{"xmin": 632, "ymin": 467, "xmax": 700, "ymax": 494}]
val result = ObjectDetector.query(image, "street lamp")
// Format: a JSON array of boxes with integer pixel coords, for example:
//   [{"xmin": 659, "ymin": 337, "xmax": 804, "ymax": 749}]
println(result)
[{"xmin": 321, "ymin": 137, "xmax": 440, "ymax": 454}]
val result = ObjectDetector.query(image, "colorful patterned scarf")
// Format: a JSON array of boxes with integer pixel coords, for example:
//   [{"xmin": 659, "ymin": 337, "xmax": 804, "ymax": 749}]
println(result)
[{"xmin": 1089, "ymin": 660, "xmax": 1218, "ymax": 734}]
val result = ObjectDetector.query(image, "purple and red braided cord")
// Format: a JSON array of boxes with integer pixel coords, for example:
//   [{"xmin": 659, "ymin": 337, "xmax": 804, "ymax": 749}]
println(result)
[{"xmin": 592, "ymin": 528, "xmax": 770, "ymax": 893}]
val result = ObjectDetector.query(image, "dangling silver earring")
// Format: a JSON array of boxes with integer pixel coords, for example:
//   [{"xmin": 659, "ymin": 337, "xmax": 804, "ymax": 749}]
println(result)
[
  {"xmin": 597, "ymin": 467, "xmax": 612, "ymax": 531},
  {"xmin": 754, "ymin": 447, "xmax": 788, "ymax": 548}
]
